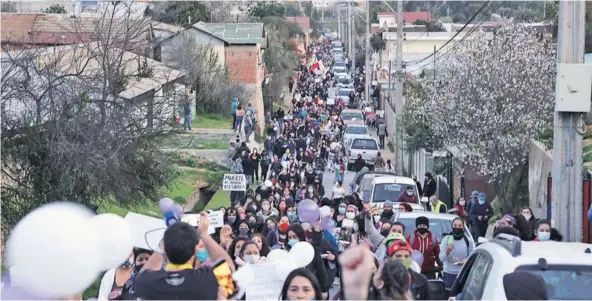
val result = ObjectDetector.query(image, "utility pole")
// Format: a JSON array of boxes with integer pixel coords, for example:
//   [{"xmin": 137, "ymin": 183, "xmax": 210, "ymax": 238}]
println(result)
[
  {"xmin": 551, "ymin": 1, "xmax": 586, "ymax": 242},
  {"xmin": 337, "ymin": 8, "xmax": 341, "ymax": 41},
  {"xmin": 365, "ymin": 0, "xmax": 371, "ymax": 105},
  {"xmin": 348, "ymin": 1, "xmax": 352, "ymax": 55},
  {"xmin": 394, "ymin": 0, "xmax": 404, "ymax": 175},
  {"xmin": 352, "ymin": 11, "xmax": 356, "ymax": 70}
]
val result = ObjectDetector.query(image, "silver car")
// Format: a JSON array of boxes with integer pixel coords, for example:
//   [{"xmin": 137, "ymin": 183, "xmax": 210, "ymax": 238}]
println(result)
[{"xmin": 343, "ymin": 124, "xmax": 369, "ymax": 146}]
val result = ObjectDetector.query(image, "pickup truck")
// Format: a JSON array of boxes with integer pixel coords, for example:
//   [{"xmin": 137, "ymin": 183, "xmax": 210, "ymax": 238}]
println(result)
[{"xmin": 346, "ymin": 137, "xmax": 380, "ymax": 171}]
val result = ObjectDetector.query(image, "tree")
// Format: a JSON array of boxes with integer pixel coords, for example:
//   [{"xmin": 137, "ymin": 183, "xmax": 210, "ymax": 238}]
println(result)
[
  {"xmin": 413, "ymin": 20, "xmax": 445, "ymax": 32},
  {"xmin": 1, "ymin": 1, "xmax": 16, "ymax": 12},
  {"xmin": 370, "ymin": 31, "xmax": 386, "ymax": 53},
  {"xmin": 411, "ymin": 24, "xmax": 555, "ymax": 208},
  {"xmin": 44, "ymin": 4, "xmax": 67, "ymax": 14},
  {"xmin": 284, "ymin": 2, "xmax": 302, "ymax": 17},
  {"xmin": 248, "ymin": 2, "xmax": 285, "ymax": 19},
  {"xmin": 151, "ymin": 1, "xmax": 210, "ymax": 27},
  {"xmin": 1, "ymin": 3, "xmax": 181, "ymax": 231},
  {"xmin": 401, "ymin": 82, "xmax": 443, "ymax": 153}
]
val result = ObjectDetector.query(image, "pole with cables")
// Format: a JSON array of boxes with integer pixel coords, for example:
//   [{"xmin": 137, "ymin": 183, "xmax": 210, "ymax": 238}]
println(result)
[
  {"xmin": 551, "ymin": 0, "xmax": 586, "ymax": 242},
  {"xmin": 394, "ymin": 0, "xmax": 404, "ymax": 175},
  {"xmin": 365, "ymin": 0, "xmax": 371, "ymax": 106},
  {"xmin": 352, "ymin": 9, "xmax": 356, "ymax": 70},
  {"xmin": 348, "ymin": 1, "xmax": 352, "ymax": 56}
]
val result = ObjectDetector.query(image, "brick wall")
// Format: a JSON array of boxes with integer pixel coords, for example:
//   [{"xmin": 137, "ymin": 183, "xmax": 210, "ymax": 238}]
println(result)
[{"xmin": 225, "ymin": 45, "xmax": 259, "ymax": 84}]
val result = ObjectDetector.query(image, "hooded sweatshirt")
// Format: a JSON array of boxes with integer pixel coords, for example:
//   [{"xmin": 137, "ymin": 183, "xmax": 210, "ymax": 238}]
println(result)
[
  {"xmin": 407, "ymin": 229, "xmax": 443, "ymax": 273},
  {"xmin": 438, "ymin": 234, "xmax": 474, "ymax": 275}
]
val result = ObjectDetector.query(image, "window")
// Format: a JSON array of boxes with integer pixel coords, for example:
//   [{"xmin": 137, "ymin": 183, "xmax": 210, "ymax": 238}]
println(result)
[
  {"xmin": 351, "ymin": 139, "xmax": 378, "ymax": 150},
  {"xmin": 460, "ymin": 252, "xmax": 493, "ymax": 300},
  {"xmin": 397, "ymin": 217, "xmax": 452, "ymax": 239},
  {"xmin": 514, "ymin": 265, "xmax": 592, "ymax": 300},
  {"xmin": 345, "ymin": 126, "xmax": 368, "ymax": 135},
  {"xmin": 341, "ymin": 113, "xmax": 363, "ymax": 121}
]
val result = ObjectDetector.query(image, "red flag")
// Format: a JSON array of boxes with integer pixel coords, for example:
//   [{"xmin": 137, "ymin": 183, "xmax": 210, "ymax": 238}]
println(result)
[{"xmin": 308, "ymin": 61, "xmax": 320, "ymax": 72}]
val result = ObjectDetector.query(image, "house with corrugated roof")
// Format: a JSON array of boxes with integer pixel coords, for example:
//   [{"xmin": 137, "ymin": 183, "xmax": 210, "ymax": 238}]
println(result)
[{"xmin": 201, "ymin": 22, "xmax": 267, "ymax": 132}]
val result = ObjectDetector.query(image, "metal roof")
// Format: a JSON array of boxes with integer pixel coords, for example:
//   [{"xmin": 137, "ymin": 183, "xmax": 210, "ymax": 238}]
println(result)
[{"xmin": 202, "ymin": 23, "xmax": 264, "ymax": 45}]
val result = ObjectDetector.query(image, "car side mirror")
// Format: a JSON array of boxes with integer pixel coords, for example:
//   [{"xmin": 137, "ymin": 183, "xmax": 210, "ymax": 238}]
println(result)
[{"xmin": 427, "ymin": 279, "xmax": 449, "ymax": 300}]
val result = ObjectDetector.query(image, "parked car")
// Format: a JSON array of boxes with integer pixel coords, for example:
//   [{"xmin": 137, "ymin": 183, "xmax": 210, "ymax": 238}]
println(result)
[
  {"xmin": 355, "ymin": 173, "xmax": 392, "ymax": 201},
  {"xmin": 333, "ymin": 66, "xmax": 348, "ymax": 78},
  {"xmin": 449, "ymin": 234, "xmax": 592, "ymax": 300},
  {"xmin": 333, "ymin": 60, "xmax": 346, "ymax": 69},
  {"xmin": 370, "ymin": 176, "xmax": 424, "ymax": 211},
  {"xmin": 392, "ymin": 212, "xmax": 474, "ymax": 243},
  {"xmin": 343, "ymin": 124, "xmax": 369, "ymax": 145},
  {"xmin": 346, "ymin": 137, "xmax": 379, "ymax": 170}
]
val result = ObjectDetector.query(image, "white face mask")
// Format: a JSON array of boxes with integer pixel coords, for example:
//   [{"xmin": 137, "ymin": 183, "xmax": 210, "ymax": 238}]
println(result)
[
  {"xmin": 262, "ymin": 205, "xmax": 270, "ymax": 211},
  {"xmin": 345, "ymin": 212, "xmax": 356, "ymax": 220},
  {"xmin": 406, "ymin": 190, "xmax": 413, "ymax": 196},
  {"xmin": 522, "ymin": 214, "xmax": 532, "ymax": 220},
  {"xmin": 244, "ymin": 254, "xmax": 260, "ymax": 264},
  {"xmin": 308, "ymin": 188, "xmax": 314, "ymax": 193}
]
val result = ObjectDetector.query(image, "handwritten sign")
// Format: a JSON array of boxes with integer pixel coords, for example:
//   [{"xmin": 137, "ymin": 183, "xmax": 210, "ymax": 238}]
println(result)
[
  {"xmin": 245, "ymin": 264, "xmax": 284, "ymax": 300},
  {"xmin": 180, "ymin": 211, "xmax": 225, "ymax": 234},
  {"xmin": 223, "ymin": 174, "xmax": 247, "ymax": 191},
  {"xmin": 124, "ymin": 212, "xmax": 166, "ymax": 251}
]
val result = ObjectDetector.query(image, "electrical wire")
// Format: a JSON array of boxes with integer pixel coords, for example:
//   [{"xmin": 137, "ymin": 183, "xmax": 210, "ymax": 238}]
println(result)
[
  {"xmin": 403, "ymin": 0, "xmax": 493, "ymax": 66},
  {"xmin": 403, "ymin": 0, "xmax": 447, "ymax": 45}
]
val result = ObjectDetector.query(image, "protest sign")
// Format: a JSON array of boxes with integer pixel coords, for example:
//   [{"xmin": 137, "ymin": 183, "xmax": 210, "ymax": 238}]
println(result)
[
  {"xmin": 180, "ymin": 211, "xmax": 224, "ymax": 234},
  {"xmin": 222, "ymin": 174, "xmax": 247, "ymax": 191},
  {"xmin": 245, "ymin": 264, "xmax": 284, "ymax": 300},
  {"xmin": 124, "ymin": 212, "xmax": 165, "ymax": 251},
  {"xmin": 327, "ymin": 98, "xmax": 335, "ymax": 105}
]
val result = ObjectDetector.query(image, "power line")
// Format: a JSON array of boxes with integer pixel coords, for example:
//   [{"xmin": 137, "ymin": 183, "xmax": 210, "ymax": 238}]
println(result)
[{"xmin": 403, "ymin": 0, "xmax": 493, "ymax": 66}]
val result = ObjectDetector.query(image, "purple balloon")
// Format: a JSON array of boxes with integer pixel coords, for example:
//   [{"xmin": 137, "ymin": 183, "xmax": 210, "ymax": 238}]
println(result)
[
  {"xmin": 172, "ymin": 204, "xmax": 184, "ymax": 218},
  {"xmin": 411, "ymin": 250, "xmax": 424, "ymax": 266},
  {"xmin": 159, "ymin": 197, "xmax": 174, "ymax": 212},
  {"xmin": 297, "ymin": 199, "xmax": 320, "ymax": 224}
]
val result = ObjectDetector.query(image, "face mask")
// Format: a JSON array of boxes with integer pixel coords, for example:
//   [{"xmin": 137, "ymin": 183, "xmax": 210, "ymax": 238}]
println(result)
[
  {"xmin": 256, "ymin": 196, "xmax": 262, "ymax": 201},
  {"xmin": 308, "ymin": 188, "xmax": 314, "ymax": 193},
  {"xmin": 268, "ymin": 224, "xmax": 275, "ymax": 231},
  {"xmin": 478, "ymin": 199, "xmax": 485, "ymax": 205},
  {"xmin": 345, "ymin": 212, "xmax": 355, "ymax": 220},
  {"xmin": 244, "ymin": 254, "xmax": 260, "ymax": 264},
  {"xmin": 262, "ymin": 205, "xmax": 270, "ymax": 211},
  {"xmin": 538, "ymin": 231, "xmax": 551, "ymax": 241},
  {"xmin": 133, "ymin": 264, "xmax": 144, "ymax": 274},
  {"xmin": 452, "ymin": 228, "xmax": 464, "ymax": 237},
  {"xmin": 381, "ymin": 229, "xmax": 390, "ymax": 237},
  {"xmin": 417, "ymin": 228, "xmax": 428, "ymax": 235},
  {"xmin": 523, "ymin": 214, "xmax": 531, "ymax": 220},
  {"xmin": 239, "ymin": 228, "xmax": 249, "ymax": 235},
  {"xmin": 196, "ymin": 250, "xmax": 209, "ymax": 262},
  {"xmin": 338, "ymin": 207, "xmax": 346, "ymax": 214},
  {"xmin": 459, "ymin": 201, "xmax": 466, "ymax": 206},
  {"xmin": 399, "ymin": 258, "xmax": 413, "ymax": 269},
  {"xmin": 249, "ymin": 220, "xmax": 257, "ymax": 226},
  {"xmin": 288, "ymin": 239, "xmax": 299, "ymax": 247},
  {"xmin": 227, "ymin": 216, "xmax": 236, "ymax": 223},
  {"xmin": 406, "ymin": 190, "xmax": 413, "ymax": 196}
]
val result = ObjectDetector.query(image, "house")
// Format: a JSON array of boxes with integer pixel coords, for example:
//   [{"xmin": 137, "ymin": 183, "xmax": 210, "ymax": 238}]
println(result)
[
  {"xmin": 377, "ymin": 11, "xmax": 432, "ymax": 27},
  {"xmin": 7, "ymin": 0, "xmax": 151, "ymax": 16},
  {"xmin": 202, "ymin": 23, "xmax": 267, "ymax": 132},
  {"xmin": 0, "ymin": 13, "xmax": 150, "ymax": 54},
  {"xmin": 285, "ymin": 16, "xmax": 312, "ymax": 48}
]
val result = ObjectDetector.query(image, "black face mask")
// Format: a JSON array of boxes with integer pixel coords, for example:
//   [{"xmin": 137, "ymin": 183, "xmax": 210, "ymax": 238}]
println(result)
[
  {"xmin": 133, "ymin": 264, "xmax": 143, "ymax": 274},
  {"xmin": 381, "ymin": 229, "xmax": 390, "ymax": 237},
  {"xmin": 382, "ymin": 210, "xmax": 393, "ymax": 218},
  {"xmin": 417, "ymin": 227, "xmax": 428, "ymax": 235},
  {"xmin": 452, "ymin": 227, "xmax": 465, "ymax": 239}
]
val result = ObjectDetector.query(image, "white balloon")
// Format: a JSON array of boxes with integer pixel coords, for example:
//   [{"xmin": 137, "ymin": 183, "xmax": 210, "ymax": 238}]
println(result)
[
  {"xmin": 266, "ymin": 249, "xmax": 289, "ymax": 263},
  {"xmin": 288, "ymin": 242, "xmax": 315, "ymax": 267},
  {"xmin": 319, "ymin": 206, "xmax": 331, "ymax": 217},
  {"xmin": 88, "ymin": 213, "xmax": 133, "ymax": 270},
  {"xmin": 232, "ymin": 263, "xmax": 254, "ymax": 288},
  {"xmin": 274, "ymin": 260, "xmax": 298, "ymax": 281},
  {"xmin": 7, "ymin": 202, "xmax": 101, "ymax": 298}
]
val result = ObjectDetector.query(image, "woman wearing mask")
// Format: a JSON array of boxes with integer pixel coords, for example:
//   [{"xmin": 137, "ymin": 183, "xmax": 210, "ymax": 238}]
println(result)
[
  {"xmin": 439, "ymin": 217, "xmax": 474, "ymax": 289},
  {"xmin": 286, "ymin": 224, "xmax": 330, "ymax": 298},
  {"xmin": 277, "ymin": 200, "xmax": 288, "ymax": 216},
  {"xmin": 219, "ymin": 224, "xmax": 234, "ymax": 252},
  {"xmin": 236, "ymin": 220, "xmax": 252, "ymax": 238},
  {"xmin": 229, "ymin": 237, "xmax": 248, "ymax": 265},
  {"xmin": 304, "ymin": 185, "xmax": 318, "ymax": 200},
  {"xmin": 337, "ymin": 204, "xmax": 357, "ymax": 228},
  {"xmin": 533, "ymin": 219, "xmax": 552, "ymax": 241},
  {"xmin": 236, "ymin": 241, "xmax": 267, "ymax": 266},
  {"xmin": 279, "ymin": 268, "xmax": 323, "ymax": 301},
  {"xmin": 98, "ymin": 252, "xmax": 135, "ymax": 300},
  {"xmin": 279, "ymin": 168, "xmax": 290, "ymax": 186},
  {"xmin": 257, "ymin": 199, "xmax": 279, "ymax": 220},
  {"xmin": 331, "ymin": 180, "xmax": 346, "ymax": 204},
  {"xmin": 521, "ymin": 207, "xmax": 538, "ymax": 240},
  {"xmin": 225, "ymin": 208, "xmax": 239, "ymax": 230},
  {"xmin": 455, "ymin": 197, "xmax": 468, "ymax": 220},
  {"xmin": 334, "ymin": 203, "xmax": 347, "ymax": 225},
  {"xmin": 247, "ymin": 214, "xmax": 260, "ymax": 234},
  {"xmin": 252, "ymin": 233, "xmax": 271, "ymax": 257},
  {"xmin": 119, "ymin": 248, "xmax": 153, "ymax": 300},
  {"xmin": 194, "ymin": 238, "xmax": 213, "ymax": 268},
  {"xmin": 369, "ymin": 259, "xmax": 414, "ymax": 300},
  {"xmin": 289, "ymin": 167, "xmax": 300, "ymax": 187},
  {"xmin": 250, "ymin": 148, "xmax": 261, "ymax": 183},
  {"xmin": 286, "ymin": 206, "xmax": 298, "ymax": 223}
]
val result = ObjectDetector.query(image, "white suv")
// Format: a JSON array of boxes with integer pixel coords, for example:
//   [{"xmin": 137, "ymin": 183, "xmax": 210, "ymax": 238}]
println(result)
[{"xmin": 450, "ymin": 234, "xmax": 592, "ymax": 300}]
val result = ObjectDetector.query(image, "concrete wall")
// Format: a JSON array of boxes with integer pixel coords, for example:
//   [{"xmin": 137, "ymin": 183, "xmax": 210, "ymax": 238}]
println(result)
[{"xmin": 528, "ymin": 140, "xmax": 553, "ymax": 220}]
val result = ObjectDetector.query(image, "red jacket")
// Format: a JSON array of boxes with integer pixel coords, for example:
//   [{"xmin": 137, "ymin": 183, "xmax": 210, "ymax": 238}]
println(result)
[{"xmin": 406, "ymin": 230, "xmax": 443, "ymax": 273}]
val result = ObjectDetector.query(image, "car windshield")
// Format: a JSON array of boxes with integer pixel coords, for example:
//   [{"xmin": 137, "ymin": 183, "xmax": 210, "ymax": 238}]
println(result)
[
  {"xmin": 397, "ymin": 217, "xmax": 454, "ymax": 239},
  {"xmin": 334, "ymin": 68, "xmax": 346, "ymax": 73},
  {"xmin": 345, "ymin": 126, "xmax": 368, "ymax": 135},
  {"xmin": 351, "ymin": 139, "xmax": 378, "ymax": 150},
  {"xmin": 514, "ymin": 265, "xmax": 592, "ymax": 300},
  {"xmin": 372, "ymin": 183, "xmax": 417, "ymax": 202},
  {"xmin": 341, "ymin": 112, "xmax": 363, "ymax": 120},
  {"xmin": 334, "ymin": 61, "xmax": 345, "ymax": 67},
  {"xmin": 338, "ymin": 90, "xmax": 351, "ymax": 97},
  {"xmin": 360, "ymin": 177, "xmax": 375, "ymax": 192}
]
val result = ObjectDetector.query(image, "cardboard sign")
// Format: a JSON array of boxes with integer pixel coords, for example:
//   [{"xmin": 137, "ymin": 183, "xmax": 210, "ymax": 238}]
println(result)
[
  {"xmin": 223, "ymin": 174, "xmax": 247, "ymax": 191},
  {"xmin": 327, "ymin": 98, "xmax": 335, "ymax": 105},
  {"xmin": 124, "ymin": 212, "xmax": 165, "ymax": 251},
  {"xmin": 245, "ymin": 264, "xmax": 284, "ymax": 300}
]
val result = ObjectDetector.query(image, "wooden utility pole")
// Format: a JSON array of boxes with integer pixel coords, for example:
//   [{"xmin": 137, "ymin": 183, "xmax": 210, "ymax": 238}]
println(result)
[{"xmin": 551, "ymin": 1, "xmax": 587, "ymax": 242}]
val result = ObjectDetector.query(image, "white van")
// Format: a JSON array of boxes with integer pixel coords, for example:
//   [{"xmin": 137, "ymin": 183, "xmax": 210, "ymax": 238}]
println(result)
[{"xmin": 370, "ymin": 176, "xmax": 425, "ymax": 211}]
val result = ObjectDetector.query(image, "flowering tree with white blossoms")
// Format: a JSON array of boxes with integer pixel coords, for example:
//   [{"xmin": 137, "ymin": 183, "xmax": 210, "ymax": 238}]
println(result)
[{"xmin": 414, "ymin": 24, "xmax": 555, "ymax": 208}]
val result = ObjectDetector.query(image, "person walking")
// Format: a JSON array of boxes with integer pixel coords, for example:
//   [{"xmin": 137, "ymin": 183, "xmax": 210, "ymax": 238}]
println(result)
[
  {"xmin": 183, "ymin": 101, "xmax": 192, "ymax": 131},
  {"xmin": 374, "ymin": 152, "xmax": 385, "ymax": 172},
  {"xmin": 439, "ymin": 217, "xmax": 474, "ymax": 289},
  {"xmin": 231, "ymin": 97, "xmax": 238, "ymax": 130},
  {"xmin": 235, "ymin": 104, "xmax": 245, "ymax": 133},
  {"xmin": 423, "ymin": 172, "xmax": 437, "ymax": 199},
  {"xmin": 468, "ymin": 192, "xmax": 493, "ymax": 239},
  {"xmin": 377, "ymin": 121, "xmax": 387, "ymax": 149},
  {"xmin": 244, "ymin": 113, "xmax": 253, "ymax": 141},
  {"xmin": 250, "ymin": 149, "xmax": 261, "ymax": 184}
]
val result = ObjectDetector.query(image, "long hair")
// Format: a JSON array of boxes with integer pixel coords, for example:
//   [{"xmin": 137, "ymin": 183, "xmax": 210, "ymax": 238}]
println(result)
[
  {"xmin": 377, "ymin": 260, "xmax": 412, "ymax": 300},
  {"xmin": 228, "ymin": 237, "xmax": 248, "ymax": 262},
  {"xmin": 279, "ymin": 268, "xmax": 323, "ymax": 300}
]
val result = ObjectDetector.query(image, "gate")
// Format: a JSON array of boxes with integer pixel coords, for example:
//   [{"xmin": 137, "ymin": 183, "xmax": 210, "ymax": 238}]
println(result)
[{"xmin": 546, "ymin": 176, "xmax": 592, "ymax": 243}]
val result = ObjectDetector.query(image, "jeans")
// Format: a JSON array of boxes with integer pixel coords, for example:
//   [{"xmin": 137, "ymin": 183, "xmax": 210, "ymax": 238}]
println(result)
[
  {"xmin": 252, "ymin": 165, "xmax": 259, "ymax": 182},
  {"xmin": 379, "ymin": 135, "xmax": 385, "ymax": 149},
  {"xmin": 235, "ymin": 117, "xmax": 243, "ymax": 133},
  {"xmin": 442, "ymin": 272, "xmax": 457, "ymax": 289},
  {"xmin": 245, "ymin": 174, "xmax": 253, "ymax": 184},
  {"xmin": 183, "ymin": 115, "xmax": 192, "ymax": 131},
  {"xmin": 231, "ymin": 113, "xmax": 236, "ymax": 129}
]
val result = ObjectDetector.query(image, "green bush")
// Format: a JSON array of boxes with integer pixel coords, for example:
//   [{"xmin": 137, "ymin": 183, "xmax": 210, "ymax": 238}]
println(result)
[{"xmin": 185, "ymin": 158, "xmax": 197, "ymax": 167}]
